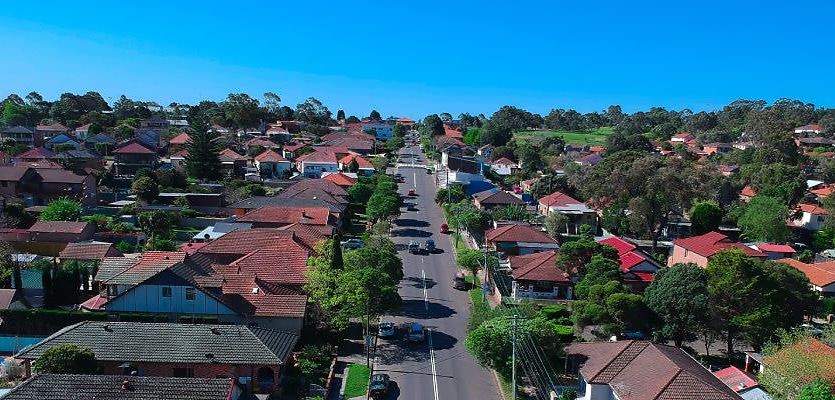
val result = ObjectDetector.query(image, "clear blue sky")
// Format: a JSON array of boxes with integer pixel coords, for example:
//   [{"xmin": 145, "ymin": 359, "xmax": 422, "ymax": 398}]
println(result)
[{"xmin": 1, "ymin": 1, "xmax": 833, "ymax": 120}]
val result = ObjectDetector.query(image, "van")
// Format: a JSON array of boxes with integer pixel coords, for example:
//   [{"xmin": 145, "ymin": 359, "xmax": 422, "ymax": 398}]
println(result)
[{"xmin": 453, "ymin": 271, "xmax": 467, "ymax": 290}]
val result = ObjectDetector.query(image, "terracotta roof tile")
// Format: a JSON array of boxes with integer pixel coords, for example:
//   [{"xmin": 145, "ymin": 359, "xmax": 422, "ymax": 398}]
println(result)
[
  {"xmin": 486, "ymin": 224, "xmax": 557, "ymax": 244},
  {"xmin": 114, "ymin": 141, "xmax": 155, "ymax": 154},
  {"xmin": 322, "ymin": 172, "xmax": 357, "ymax": 187},
  {"xmin": 29, "ymin": 221, "xmax": 91, "ymax": 234},
  {"xmin": 59, "ymin": 241, "xmax": 120, "ymax": 260},
  {"xmin": 168, "ymin": 132, "xmax": 191, "ymax": 145},
  {"xmin": 673, "ymin": 231, "xmax": 767, "ymax": 259},
  {"xmin": 237, "ymin": 206, "xmax": 333, "ymax": 226},
  {"xmin": 777, "ymin": 258, "xmax": 835, "ymax": 287},
  {"xmin": 255, "ymin": 149, "xmax": 288, "ymax": 162},
  {"xmin": 509, "ymin": 251, "xmax": 569, "ymax": 282},
  {"xmin": 539, "ymin": 191, "xmax": 582, "ymax": 207}
]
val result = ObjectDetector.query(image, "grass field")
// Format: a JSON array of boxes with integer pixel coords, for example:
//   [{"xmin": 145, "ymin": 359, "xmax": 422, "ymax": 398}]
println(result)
[
  {"xmin": 343, "ymin": 363, "xmax": 372, "ymax": 398},
  {"xmin": 514, "ymin": 126, "xmax": 614, "ymax": 146}
]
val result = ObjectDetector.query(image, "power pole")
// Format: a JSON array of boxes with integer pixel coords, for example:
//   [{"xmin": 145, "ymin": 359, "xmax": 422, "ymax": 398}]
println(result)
[
  {"xmin": 366, "ymin": 296, "xmax": 371, "ymax": 367},
  {"xmin": 511, "ymin": 314, "xmax": 520, "ymax": 400}
]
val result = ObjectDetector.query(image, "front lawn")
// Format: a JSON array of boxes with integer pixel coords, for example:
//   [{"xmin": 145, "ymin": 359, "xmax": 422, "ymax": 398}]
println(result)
[{"xmin": 343, "ymin": 363, "xmax": 371, "ymax": 398}]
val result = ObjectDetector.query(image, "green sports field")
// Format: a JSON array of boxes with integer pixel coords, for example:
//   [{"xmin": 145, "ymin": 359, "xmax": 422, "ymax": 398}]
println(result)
[{"xmin": 513, "ymin": 126, "xmax": 613, "ymax": 146}]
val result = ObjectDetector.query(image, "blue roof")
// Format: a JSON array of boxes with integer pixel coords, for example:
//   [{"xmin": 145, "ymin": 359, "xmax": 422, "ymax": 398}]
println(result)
[{"xmin": 464, "ymin": 181, "xmax": 496, "ymax": 196}]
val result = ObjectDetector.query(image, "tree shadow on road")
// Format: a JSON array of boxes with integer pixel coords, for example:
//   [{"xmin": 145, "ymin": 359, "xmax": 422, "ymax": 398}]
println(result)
[
  {"xmin": 403, "ymin": 276, "xmax": 437, "ymax": 289},
  {"xmin": 393, "ymin": 228, "xmax": 432, "ymax": 238},
  {"xmin": 374, "ymin": 330, "xmax": 458, "ymax": 365},
  {"xmin": 396, "ymin": 219, "xmax": 430, "ymax": 227},
  {"xmin": 398, "ymin": 299, "xmax": 456, "ymax": 319}
]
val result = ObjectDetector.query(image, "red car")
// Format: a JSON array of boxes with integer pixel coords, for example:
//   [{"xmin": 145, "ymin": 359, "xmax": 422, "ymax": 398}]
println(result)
[
  {"xmin": 440, "ymin": 223, "xmax": 449, "ymax": 234},
  {"xmin": 408, "ymin": 189, "xmax": 416, "ymax": 196}
]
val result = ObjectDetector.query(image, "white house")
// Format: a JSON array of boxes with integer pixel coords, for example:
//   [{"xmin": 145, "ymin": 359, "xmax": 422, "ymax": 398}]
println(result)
[
  {"xmin": 792, "ymin": 203, "xmax": 829, "ymax": 231},
  {"xmin": 296, "ymin": 151, "xmax": 339, "ymax": 178},
  {"xmin": 490, "ymin": 157, "xmax": 518, "ymax": 176},
  {"xmin": 254, "ymin": 149, "xmax": 293, "ymax": 178}
]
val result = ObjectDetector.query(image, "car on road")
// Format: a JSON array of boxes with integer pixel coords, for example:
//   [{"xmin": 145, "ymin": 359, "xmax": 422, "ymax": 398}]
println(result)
[
  {"xmin": 378, "ymin": 322, "xmax": 396, "ymax": 338},
  {"xmin": 406, "ymin": 322, "xmax": 425, "ymax": 343},
  {"xmin": 408, "ymin": 241, "xmax": 421, "ymax": 254},
  {"xmin": 440, "ymin": 223, "xmax": 449, "ymax": 234},
  {"xmin": 424, "ymin": 239, "xmax": 435, "ymax": 252},
  {"xmin": 823, "ymin": 249, "xmax": 835, "ymax": 258},
  {"xmin": 368, "ymin": 373, "xmax": 390, "ymax": 398},
  {"xmin": 453, "ymin": 271, "xmax": 467, "ymax": 290},
  {"xmin": 408, "ymin": 189, "xmax": 416, "ymax": 196},
  {"xmin": 341, "ymin": 239, "xmax": 364, "ymax": 249},
  {"xmin": 406, "ymin": 203, "xmax": 418, "ymax": 211}
]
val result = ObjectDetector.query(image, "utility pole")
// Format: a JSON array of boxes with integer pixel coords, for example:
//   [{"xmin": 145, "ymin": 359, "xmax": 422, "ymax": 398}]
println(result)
[
  {"xmin": 366, "ymin": 296, "xmax": 371, "ymax": 367},
  {"xmin": 511, "ymin": 314, "xmax": 520, "ymax": 400},
  {"xmin": 482, "ymin": 247, "xmax": 488, "ymax": 303}
]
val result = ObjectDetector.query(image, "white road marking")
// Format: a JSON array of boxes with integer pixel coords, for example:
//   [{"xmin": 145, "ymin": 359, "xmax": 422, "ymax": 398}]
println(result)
[
  {"xmin": 413, "ymin": 172, "xmax": 417, "ymax": 188},
  {"xmin": 422, "ymin": 269, "xmax": 428, "ymax": 310},
  {"xmin": 429, "ymin": 329, "xmax": 439, "ymax": 400}
]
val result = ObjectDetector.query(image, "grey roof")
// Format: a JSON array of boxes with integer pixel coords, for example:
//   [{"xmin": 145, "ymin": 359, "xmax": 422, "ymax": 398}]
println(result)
[
  {"xmin": 1, "ymin": 126, "xmax": 34, "ymax": 134},
  {"xmin": 94, "ymin": 256, "xmax": 141, "ymax": 282},
  {"xmin": 2, "ymin": 374, "xmax": 234, "ymax": 400},
  {"xmin": 228, "ymin": 196, "xmax": 346, "ymax": 213},
  {"xmin": 16, "ymin": 321, "xmax": 299, "ymax": 365}
]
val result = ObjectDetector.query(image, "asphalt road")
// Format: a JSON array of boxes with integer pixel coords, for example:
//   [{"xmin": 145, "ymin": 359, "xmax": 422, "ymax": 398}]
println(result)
[{"xmin": 371, "ymin": 143, "xmax": 499, "ymax": 400}]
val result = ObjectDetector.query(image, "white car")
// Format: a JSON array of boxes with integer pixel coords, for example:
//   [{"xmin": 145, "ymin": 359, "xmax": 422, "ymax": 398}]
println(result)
[{"xmin": 823, "ymin": 249, "xmax": 835, "ymax": 258}]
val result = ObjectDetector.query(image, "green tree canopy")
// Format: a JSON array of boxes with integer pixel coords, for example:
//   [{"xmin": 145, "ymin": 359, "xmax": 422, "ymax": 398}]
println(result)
[
  {"xmin": 33, "ymin": 344, "xmax": 98, "ymax": 374},
  {"xmin": 185, "ymin": 130, "xmax": 222, "ymax": 180},
  {"xmin": 737, "ymin": 196, "xmax": 791, "ymax": 242},
  {"xmin": 39, "ymin": 198, "xmax": 82, "ymax": 221},
  {"xmin": 644, "ymin": 263, "xmax": 709, "ymax": 347},
  {"xmin": 131, "ymin": 176, "xmax": 159, "ymax": 204}
]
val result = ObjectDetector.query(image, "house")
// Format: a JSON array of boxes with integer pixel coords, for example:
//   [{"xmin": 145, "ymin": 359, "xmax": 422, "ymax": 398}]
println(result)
[
  {"xmin": 576, "ymin": 153, "xmax": 603, "ymax": 166},
  {"xmin": 227, "ymin": 195, "xmax": 346, "ymax": 218},
  {"xmin": 246, "ymin": 137, "xmax": 278, "ymax": 150},
  {"xmin": 218, "ymin": 148, "xmax": 248, "ymax": 178},
  {"xmin": 51, "ymin": 149, "xmax": 105, "ymax": 171},
  {"xmin": 265, "ymin": 126, "xmax": 292, "ymax": 143},
  {"xmin": 296, "ymin": 151, "xmax": 339, "ymax": 178},
  {"xmin": 565, "ymin": 340, "xmax": 742, "ymax": 400},
  {"xmin": 0, "ymin": 126, "xmax": 43, "ymax": 147},
  {"xmin": 282, "ymin": 178, "xmax": 349, "ymax": 199},
  {"xmin": 31, "ymin": 168, "xmax": 97, "ymax": 207},
  {"xmin": 235, "ymin": 206, "xmax": 338, "ymax": 231},
  {"xmin": 671, "ymin": 132, "xmax": 696, "ymax": 143},
  {"xmin": 667, "ymin": 231, "xmax": 768, "ymax": 267},
  {"xmin": 599, "ymin": 236, "xmax": 662, "ymax": 292},
  {"xmin": 135, "ymin": 128, "xmax": 161, "ymax": 150},
  {"xmin": 485, "ymin": 224, "xmax": 559, "ymax": 256},
  {"xmin": 750, "ymin": 243, "xmax": 796, "ymax": 260},
  {"xmin": 322, "ymin": 172, "xmax": 357, "ymax": 188},
  {"xmin": 0, "ymin": 166, "xmax": 41, "ymax": 199},
  {"xmin": 338, "ymin": 154, "xmax": 375, "ymax": 175},
  {"xmin": 254, "ymin": 149, "xmax": 292, "ymax": 178},
  {"xmin": 740, "ymin": 185, "xmax": 757, "ymax": 202},
  {"xmin": 564, "ymin": 143, "xmax": 589, "ymax": 153},
  {"xmin": 791, "ymin": 203, "xmax": 829, "ymax": 231},
  {"xmin": 538, "ymin": 191, "xmax": 598, "ymax": 235},
  {"xmin": 15, "ymin": 321, "xmax": 298, "ymax": 395},
  {"xmin": 477, "ymin": 144, "xmax": 495, "ymax": 159},
  {"xmin": 508, "ymin": 251, "xmax": 572, "ymax": 300},
  {"xmin": 10, "ymin": 270, "xmax": 45, "ymax": 308},
  {"xmin": 714, "ymin": 366, "xmax": 771, "ymax": 399},
  {"xmin": 471, "ymin": 189, "xmax": 525, "ymax": 211},
  {"xmin": 796, "ymin": 137, "xmax": 835, "ymax": 148},
  {"xmin": 28, "ymin": 221, "xmax": 94, "ymax": 243},
  {"xmin": 795, "ymin": 123, "xmax": 822, "ymax": 134},
  {"xmin": 113, "ymin": 140, "xmax": 158, "ymax": 177},
  {"xmin": 84, "ymin": 133, "xmax": 117, "ymax": 154},
  {"xmin": 775, "ymin": 258, "xmax": 835, "ymax": 297},
  {"xmin": 34, "ymin": 123, "xmax": 69, "ymax": 137},
  {"xmin": 360, "ymin": 121, "xmax": 393, "ymax": 140},
  {"xmin": 490, "ymin": 157, "xmax": 518, "ymax": 176},
  {"xmin": 59, "ymin": 241, "xmax": 121, "ymax": 263},
  {"xmin": 703, "ymin": 142, "xmax": 734, "ymax": 155},
  {"xmin": 44, "ymin": 133, "xmax": 81, "ymax": 151},
  {"xmin": 282, "ymin": 142, "xmax": 307, "ymax": 160},
  {"xmin": 16, "ymin": 147, "xmax": 56, "ymax": 163},
  {"xmin": 520, "ymin": 178, "xmax": 539, "ymax": 192},
  {"xmin": 2, "ymin": 374, "xmax": 243, "ymax": 400},
  {"xmin": 167, "ymin": 132, "xmax": 191, "ymax": 154}
]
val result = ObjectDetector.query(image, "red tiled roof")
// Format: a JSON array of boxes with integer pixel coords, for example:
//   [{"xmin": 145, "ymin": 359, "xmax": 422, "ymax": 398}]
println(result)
[
  {"xmin": 59, "ymin": 241, "xmax": 119, "ymax": 260},
  {"xmin": 485, "ymin": 224, "xmax": 557, "ymax": 244},
  {"xmin": 567, "ymin": 341, "xmax": 740, "ymax": 400},
  {"xmin": 796, "ymin": 123, "xmax": 822, "ymax": 131},
  {"xmin": 36, "ymin": 123, "xmax": 69, "ymax": 131},
  {"xmin": 168, "ymin": 133, "xmax": 191, "ymax": 145},
  {"xmin": 297, "ymin": 151, "xmax": 338, "ymax": 164},
  {"xmin": 539, "ymin": 191, "xmax": 582, "ymax": 207},
  {"xmin": 179, "ymin": 242, "xmax": 208, "ymax": 254},
  {"xmin": 599, "ymin": 236, "xmax": 637, "ymax": 254},
  {"xmin": 246, "ymin": 138, "xmax": 278, "ymax": 148},
  {"xmin": 322, "ymin": 173, "xmax": 357, "ymax": 187},
  {"xmin": 741, "ymin": 186, "xmax": 757, "ymax": 198},
  {"xmin": 114, "ymin": 142, "xmax": 154, "ymax": 154},
  {"xmin": 224, "ymin": 249, "xmax": 308, "ymax": 284},
  {"xmin": 811, "ymin": 186, "xmax": 835, "ymax": 197},
  {"xmin": 799, "ymin": 203, "xmax": 828, "ymax": 215},
  {"xmin": 672, "ymin": 132, "xmax": 694, "ymax": 139},
  {"xmin": 283, "ymin": 142, "xmax": 307, "ymax": 151},
  {"xmin": 29, "ymin": 221, "xmax": 91, "ymax": 234},
  {"xmin": 673, "ymin": 231, "xmax": 767, "ymax": 259},
  {"xmin": 777, "ymin": 258, "xmax": 835, "ymax": 287},
  {"xmin": 589, "ymin": 145, "xmax": 606, "ymax": 152},
  {"xmin": 755, "ymin": 244, "xmax": 796, "ymax": 253},
  {"xmin": 254, "ymin": 149, "xmax": 288, "ymax": 162},
  {"xmin": 714, "ymin": 366, "xmax": 759, "ymax": 392},
  {"xmin": 284, "ymin": 179, "xmax": 349, "ymax": 197},
  {"xmin": 278, "ymin": 222, "xmax": 334, "ymax": 238},
  {"xmin": 600, "ymin": 236, "xmax": 657, "ymax": 275},
  {"xmin": 237, "ymin": 206, "xmax": 333, "ymax": 226},
  {"xmin": 197, "ymin": 229, "xmax": 314, "ymax": 258},
  {"xmin": 509, "ymin": 251, "xmax": 569, "ymax": 283},
  {"xmin": 18, "ymin": 147, "xmax": 56, "ymax": 159},
  {"xmin": 218, "ymin": 148, "xmax": 247, "ymax": 161},
  {"xmin": 34, "ymin": 168, "xmax": 88, "ymax": 184},
  {"xmin": 170, "ymin": 149, "xmax": 188, "ymax": 158},
  {"xmin": 79, "ymin": 293, "xmax": 108, "ymax": 311}
]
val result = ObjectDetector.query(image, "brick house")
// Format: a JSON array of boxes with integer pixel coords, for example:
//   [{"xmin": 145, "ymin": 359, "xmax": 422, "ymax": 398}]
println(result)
[
  {"xmin": 113, "ymin": 140, "xmax": 158, "ymax": 177},
  {"xmin": 3, "ymin": 374, "xmax": 242, "ymax": 400},
  {"xmin": 0, "ymin": 126, "xmax": 43, "ymax": 148},
  {"xmin": 235, "ymin": 206, "xmax": 338, "ymax": 231},
  {"xmin": 485, "ymin": 224, "xmax": 559, "ymax": 256},
  {"xmin": 538, "ymin": 191, "xmax": 598, "ymax": 235},
  {"xmin": 32, "ymin": 168, "xmax": 97, "ymax": 207},
  {"xmin": 667, "ymin": 231, "xmax": 767, "ymax": 268},
  {"xmin": 508, "ymin": 251, "xmax": 572, "ymax": 301},
  {"xmin": 598, "ymin": 236, "xmax": 662, "ymax": 292},
  {"xmin": 15, "ymin": 321, "xmax": 298, "ymax": 396}
]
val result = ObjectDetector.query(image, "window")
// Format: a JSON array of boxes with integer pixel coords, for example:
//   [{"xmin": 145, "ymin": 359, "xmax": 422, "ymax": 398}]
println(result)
[
  {"xmin": 162, "ymin": 287, "xmax": 172, "ymax": 297},
  {"xmin": 173, "ymin": 367, "xmax": 194, "ymax": 378},
  {"xmin": 185, "ymin": 288, "xmax": 196, "ymax": 301},
  {"xmin": 1, "ymin": 181, "xmax": 6, "ymax": 187}
]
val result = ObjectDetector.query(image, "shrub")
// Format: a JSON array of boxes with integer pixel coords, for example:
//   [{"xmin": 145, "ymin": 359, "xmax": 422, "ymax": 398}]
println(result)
[{"xmin": 116, "ymin": 241, "xmax": 136, "ymax": 254}]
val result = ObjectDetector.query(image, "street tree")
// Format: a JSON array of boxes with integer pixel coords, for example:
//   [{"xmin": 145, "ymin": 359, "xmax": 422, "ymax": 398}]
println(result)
[
  {"xmin": 644, "ymin": 263, "xmax": 709, "ymax": 347},
  {"xmin": 39, "ymin": 198, "xmax": 82, "ymax": 221},
  {"xmin": 392, "ymin": 123, "xmax": 407, "ymax": 137},
  {"xmin": 457, "ymin": 249, "xmax": 497, "ymax": 282},
  {"xmin": 420, "ymin": 114, "xmax": 444, "ymax": 137},
  {"xmin": 33, "ymin": 344, "xmax": 98, "ymax": 374}
]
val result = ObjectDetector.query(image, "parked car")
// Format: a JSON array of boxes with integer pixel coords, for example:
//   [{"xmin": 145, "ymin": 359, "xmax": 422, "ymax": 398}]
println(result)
[
  {"xmin": 341, "ymin": 239, "xmax": 364, "ymax": 249},
  {"xmin": 408, "ymin": 189, "xmax": 416, "ymax": 196},
  {"xmin": 378, "ymin": 322, "xmax": 396, "ymax": 338},
  {"xmin": 440, "ymin": 223, "xmax": 449, "ymax": 234},
  {"xmin": 823, "ymin": 249, "xmax": 835, "ymax": 258},
  {"xmin": 408, "ymin": 241, "xmax": 421, "ymax": 254},
  {"xmin": 798, "ymin": 323, "xmax": 824, "ymax": 337},
  {"xmin": 453, "ymin": 271, "xmax": 467, "ymax": 290},
  {"xmin": 406, "ymin": 203, "xmax": 418, "ymax": 211},
  {"xmin": 368, "ymin": 373, "xmax": 390, "ymax": 398},
  {"xmin": 424, "ymin": 239, "xmax": 435, "ymax": 252},
  {"xmin": 406, "ymin": 322, "xmax": 425, "ymax": 342}
]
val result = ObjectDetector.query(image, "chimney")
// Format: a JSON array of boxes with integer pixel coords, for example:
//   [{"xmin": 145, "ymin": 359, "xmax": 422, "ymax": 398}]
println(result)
[
  {"xmin": 301, "ymin": 210, "xmax": 307, "ymax": 218},
  {"xmin": 211, "ymin": 327, "xmax": 221, "ymax": 335},
  {"xmin": 121, "ymin": 379, "xmax": 133, "ymax": 391}
]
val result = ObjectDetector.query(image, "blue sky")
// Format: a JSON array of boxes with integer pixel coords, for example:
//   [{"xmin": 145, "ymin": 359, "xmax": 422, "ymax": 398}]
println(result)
[{"xmin": 1, "ymin": 1, "xmax": 833, "ymax": 119}]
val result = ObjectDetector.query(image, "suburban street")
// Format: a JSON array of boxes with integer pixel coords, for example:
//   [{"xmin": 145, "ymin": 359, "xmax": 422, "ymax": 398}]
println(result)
[{"xmin": 369, "ymin": 142, "xmax": 499, "ymax": 400}]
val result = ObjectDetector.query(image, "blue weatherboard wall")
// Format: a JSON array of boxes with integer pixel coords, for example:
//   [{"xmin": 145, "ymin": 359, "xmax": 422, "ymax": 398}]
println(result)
[{"xmin": 0, "ymin": 336, "xmax": 45, "ymax": 353}]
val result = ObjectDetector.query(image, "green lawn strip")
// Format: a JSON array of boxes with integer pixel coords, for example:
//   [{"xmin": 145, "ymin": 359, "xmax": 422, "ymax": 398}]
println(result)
[
  {"xmin": 343, "ymin": 363, "xmax": 372, "ymax": 398},
  {"xmin": 514, "ymin": 126, "xmax": 613, "ymax": 146}
]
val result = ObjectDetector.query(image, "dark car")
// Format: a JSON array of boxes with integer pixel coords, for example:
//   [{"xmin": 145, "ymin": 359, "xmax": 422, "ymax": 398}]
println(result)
[
  {"xmin": 424, "ymin": 239, "xmax": 435, "ymax": 252},
  {"xmin": 408, "ymin": 241, "xmax": 421, "ymax": 254},
  {"xmin": 368, "ymin": 373, "xmax": 390, "ymax": 398},
  {"xmin": 453, "ymin": 271, "xmax": 467, "ymax": 290},
  {"xmin": 406, "ymin": 322, "xmax": 425, "ymax": 343}
]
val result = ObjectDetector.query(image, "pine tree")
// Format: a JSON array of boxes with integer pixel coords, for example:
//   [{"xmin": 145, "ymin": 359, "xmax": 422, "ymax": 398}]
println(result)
[{"xmin": 185, "ymin": 129, "xmax": 222, "ymax": 180}]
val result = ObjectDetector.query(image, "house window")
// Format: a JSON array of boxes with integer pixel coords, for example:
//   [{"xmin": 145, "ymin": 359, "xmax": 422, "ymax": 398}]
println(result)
[
  {"xmin": 162, "ymin": 287, "xmax": 172, "ymax": 297},
  {"xmin": 185, "ymin": 288, "xmax": 196, "ymax": 301},
  {"xmin": 818, "ymin": 216, "xmax": 826, "ymax": 223},
  {"xmin": 173, "ymin": 367, "xmax": 194, "ymax": 378},
  {"xmin": 1, "ymin": 181, "xmax": 6, "ymax": 187}
]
